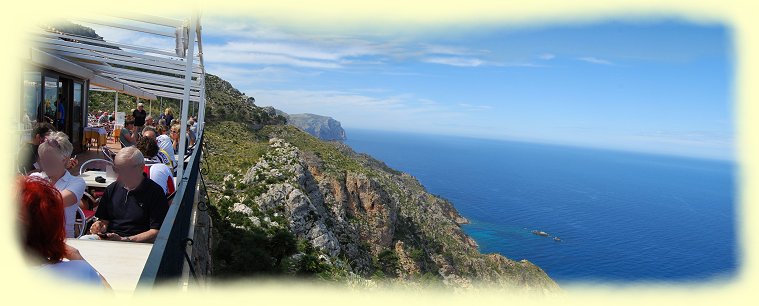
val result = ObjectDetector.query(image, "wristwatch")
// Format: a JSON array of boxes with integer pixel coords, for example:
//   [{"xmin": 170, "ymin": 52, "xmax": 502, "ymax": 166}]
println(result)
[{"xmin": 123, "ymin": 236, "xmax": 133, "ymax": 242}]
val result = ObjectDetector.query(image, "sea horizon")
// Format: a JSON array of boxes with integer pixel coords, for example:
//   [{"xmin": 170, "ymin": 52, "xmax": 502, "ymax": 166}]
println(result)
[{"xmin": 340, "ymin": 126, "xmax": 736, "ymax": 164}]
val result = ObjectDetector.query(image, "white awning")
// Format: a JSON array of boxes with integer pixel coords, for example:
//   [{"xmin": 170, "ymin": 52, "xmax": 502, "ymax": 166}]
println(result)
[
  {"xmin": 29, "ymin": 11, "xmax": 207, "ymax": 188},
  {"xmin": 26, "ymin": 47, "xmax": 158, "ymax": 100},
  {"xmin": 29, "ymin": 18, "xmax": 204, "ymax": 102}
]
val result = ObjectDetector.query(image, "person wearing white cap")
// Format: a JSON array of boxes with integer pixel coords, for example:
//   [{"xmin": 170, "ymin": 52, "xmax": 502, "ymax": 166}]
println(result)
[{"xmin": 133, "ymin": 102, "xmax": 147, "ymax": 134}]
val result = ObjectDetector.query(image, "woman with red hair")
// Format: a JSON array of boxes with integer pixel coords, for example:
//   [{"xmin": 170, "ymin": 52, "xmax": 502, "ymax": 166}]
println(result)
[{"xmin": 18, "ymin": 175, "xmax": 108, "ymax": 287}]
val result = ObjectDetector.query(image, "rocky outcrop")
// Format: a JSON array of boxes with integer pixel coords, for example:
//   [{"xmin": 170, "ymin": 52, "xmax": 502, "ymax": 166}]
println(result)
[
  {"xmin": 260, "ymin": 108, "xmax": 347, "ymax": 141},
  {"xmin": 237, "ymin": 138, "xmax": 341, "ymax": 257},
  {"xmin": 217, "ymin": 132, "xmax": 559, "ymax": 293},
  {"xmin": 286, "ymin": 113, "xmax": 347, "ymax": 141}
]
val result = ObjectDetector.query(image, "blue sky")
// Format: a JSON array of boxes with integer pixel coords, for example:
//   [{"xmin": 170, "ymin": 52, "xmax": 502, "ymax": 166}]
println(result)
[{"xmin": 86, "ymin": 17, "xmax": 735, "ymax": 161}]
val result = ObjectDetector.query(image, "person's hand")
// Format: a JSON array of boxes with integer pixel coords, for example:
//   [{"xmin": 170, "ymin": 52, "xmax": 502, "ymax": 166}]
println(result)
[
  {"xmin": 66, "ymin": 158, "xmax": 78, "ymax": 170},
  {"xmin": 64, "ymin": 244, "xmax": 84, "ymax": 260},
  {"xmin": 90, "ymin": 220, "xmax": 106, "ymax": 235},
  {"xmin": 104, "ymin": 232, "xmax": 127, "ymax": 242}
]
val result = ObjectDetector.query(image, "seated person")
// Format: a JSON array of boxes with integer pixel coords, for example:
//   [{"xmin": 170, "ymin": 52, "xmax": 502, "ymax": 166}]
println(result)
[
  {"xmin": 30, "ymin": 132, "xmax": 86, "ymax": 238},
  {"xmin": 119, "ymin": 120, "xmax": 136, "ymax": 147},
  {"xmin": 18, "ymin": 175, "xmax": 109, "ymax": 288},
  {"xmin": 17, "ymin": 123, "xmax": 52, "ymax": 173},
  {"xmin": 156, "ymin": 125, "xmax": 177, "ymax": 170},
  {"xmin": 140, "ymin": 128, "xmax": 174, "ymax": 170},
  {"xmin": 187, "ymin": 123, "xmax": 196, "ymax": 147},
  {"xmin": 135, "ymin": 135, "xmax": 175, "ymax": 195},
  {"xmin": 170, "ymin": 124, "xmax": 191, "ymax": 155},
  {"xmin": 188, "ymin": 118, "xmax": 197, "ymax": 133},
  {"xmin": 81, "ymin": 147, "xmax": 169, "ymax": 242}
]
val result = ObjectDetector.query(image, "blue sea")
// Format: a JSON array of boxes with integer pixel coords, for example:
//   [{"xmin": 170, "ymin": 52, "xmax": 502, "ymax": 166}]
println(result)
[{"xmin": 343, "ymin": 128, "xmax": 737, "ymax": 284}]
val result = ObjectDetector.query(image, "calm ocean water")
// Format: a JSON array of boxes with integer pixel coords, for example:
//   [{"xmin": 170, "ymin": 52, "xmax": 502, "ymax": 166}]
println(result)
[{"xmin": 343, "ymin": 128, "xmax": 737, "ymax": 284}]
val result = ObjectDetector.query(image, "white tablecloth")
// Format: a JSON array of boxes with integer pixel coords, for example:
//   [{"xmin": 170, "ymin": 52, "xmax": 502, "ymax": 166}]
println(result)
[{"xmin": 84, "ymin": 126, "xmax": 107, "ymax": 135}]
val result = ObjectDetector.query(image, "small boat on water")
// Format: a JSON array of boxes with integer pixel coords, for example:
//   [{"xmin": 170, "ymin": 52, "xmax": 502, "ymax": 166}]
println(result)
[
  {"xmin": 553, "ymin": 237, "xmax": 561, "ymax": 242},
  {"xmin": 531, "ymin": 230, "xmax": 550, "ymax": 237}
]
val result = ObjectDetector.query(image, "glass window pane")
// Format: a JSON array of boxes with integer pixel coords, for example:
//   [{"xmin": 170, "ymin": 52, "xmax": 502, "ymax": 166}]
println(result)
[
  {"xmin": 72, "ymin": 82, "xmax": 83, "ymax": 146},
  {"xmin": 56, "ymin": 80, "xmax": 65, "ymax": 131},
  {"xmin": 43, "ymin": 76, "xmax": 58, "ymax": 126},
  {"xmin": 22, "ymin": 72, "xmax": 41, "ymax": 124}
]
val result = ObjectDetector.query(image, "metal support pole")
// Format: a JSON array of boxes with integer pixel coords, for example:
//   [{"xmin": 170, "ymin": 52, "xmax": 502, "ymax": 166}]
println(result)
[
  {"xmin": 197, "ymin": 76, "xmax": 206, "ymax": 138},
  {"xmin": 176, "ymin": 13, "xmax": 197, "ymax": 183}
]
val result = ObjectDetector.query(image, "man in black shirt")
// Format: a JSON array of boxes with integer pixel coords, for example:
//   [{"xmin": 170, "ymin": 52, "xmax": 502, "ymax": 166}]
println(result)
[
  {"xmin": 87, "ymin": 147, "xmax": 168, "ymax": 242},
  {"xmin": 133, "ymin": 102, "xmax": 147, "ymax": 134}
]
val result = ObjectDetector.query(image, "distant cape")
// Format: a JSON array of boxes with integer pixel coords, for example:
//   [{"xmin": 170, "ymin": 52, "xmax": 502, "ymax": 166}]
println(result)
[{"xmin": 262, "ymin": 107, "xmax": 347, "ymax": 141}]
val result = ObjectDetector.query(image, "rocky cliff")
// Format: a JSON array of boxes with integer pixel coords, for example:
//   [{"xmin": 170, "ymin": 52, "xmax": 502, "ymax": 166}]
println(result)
[
  {"xmin": 202, "ymin": 75, "xmax": 559, "ymax": 293},
  {"xmin": 285, "ymin": 113, "xmax": 347, "ymax": 141},
  {"xmin": 259, "ymin": 107, "xmax": 347, "ymax": 141}
]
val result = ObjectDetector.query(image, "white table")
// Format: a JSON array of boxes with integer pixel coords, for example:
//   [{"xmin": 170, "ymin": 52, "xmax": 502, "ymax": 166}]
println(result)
[
  {"xmin": 78, "ymin": 171, "xmax": 115, "ymax": 188},
  {"xmin": 84, "ymin": 126, "xmax": 106, "ymax": 133},
  {"xmin": 84, "ymin": 126, "xmax": 108, "ymax": 148},
  {"xmin": 65, "ymin": 238, "xmax": 153, "ymax": 295}
]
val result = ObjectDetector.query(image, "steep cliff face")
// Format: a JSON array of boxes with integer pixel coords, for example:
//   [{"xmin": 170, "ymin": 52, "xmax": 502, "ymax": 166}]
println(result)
[
  {"xmin": 285, "ymin": 113, "xmax": 347, "ymax": 141},
  {"xmin": 259, "ymin": 107, "xmax": 347, "ymax": 141},
  {"xmin": 206, "ymin": 122, "xmax": 559, "ymax": 293}
]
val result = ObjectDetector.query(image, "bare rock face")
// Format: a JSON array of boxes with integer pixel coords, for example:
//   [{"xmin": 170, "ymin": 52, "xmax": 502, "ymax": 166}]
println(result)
[
  {"xmin": 286, "ymin": 113, "xmax": 347, "ymax": 141},
  {"xmin": 230, "ymin": 135, "xmax": 559, "ymax": 292},
  {"xmin": 343, "ymin": 172, "xmax": 397, "ymax": 252},
  {"xmin": 394, "ymin": 240, "xmax": 421, "ymax": 279},
  {"xmin": 241, "ymin": 138, "xmax": 341, "ymax": 258}
]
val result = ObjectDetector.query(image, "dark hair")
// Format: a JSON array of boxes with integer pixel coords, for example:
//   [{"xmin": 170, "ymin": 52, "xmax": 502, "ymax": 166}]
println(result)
[
  {"xmin": 125, "ymin": 120, "xmax": 135, "ymax": 127},
  {"xmin": 142, "ymin": 126, "xmax": 157, "ymax": 136},
  {"xmin": 135, "ymin": 136, "xmax": 159, "ymax": 158},
  {"xmin": 33, "ymin": 123, "xmax": 52, "ymax": 138}
]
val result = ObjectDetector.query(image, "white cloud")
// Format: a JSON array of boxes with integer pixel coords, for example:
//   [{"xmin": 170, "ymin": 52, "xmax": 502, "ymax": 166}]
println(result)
[
  {"xmin": 418, "ymin": 43, "xmax": 489, "ymax": 57},
  {"xmin": 577, "ymin": 56, "xmax": 614, "ymax": 65},
  {"xmin": 206, "ymin": 65, "xmax": 321, "ymax": 85},
  {"xmin": 538, "ymin": 53, "xmax": 556, "ymax": 60},
  {"xmin": 422, "ymin": 56, "xmax": 485, "ymax": 67},
  {"xmin": 203, "ymin": 46, "xmax": 343, "ymax": 69},
  {"xmin": 201, "ymin": 17, "xmax": 545, "ymax": 70},
  {"xmin": 202, "ymin": 38, "xmax": 399, "ymax": 69},
  {"xmin": 246, "ymin": 88, "xmax": 477, "ymax": 133}
]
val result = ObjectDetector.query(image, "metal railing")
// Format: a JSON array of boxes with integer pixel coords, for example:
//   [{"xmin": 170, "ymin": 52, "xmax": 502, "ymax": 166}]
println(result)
[{"xmin": 136, "ymin": 132, "xmax": 204, "ymax": 290}]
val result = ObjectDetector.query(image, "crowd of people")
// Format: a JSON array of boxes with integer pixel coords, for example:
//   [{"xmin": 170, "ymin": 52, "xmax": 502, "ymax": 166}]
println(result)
[
  {"xmin": 117, "ymin": 106, "xmax": 197, "ymax": 158},
  {"xmin": 16, "ymin": 104, "xmax": 199, "ymax": 287}
]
